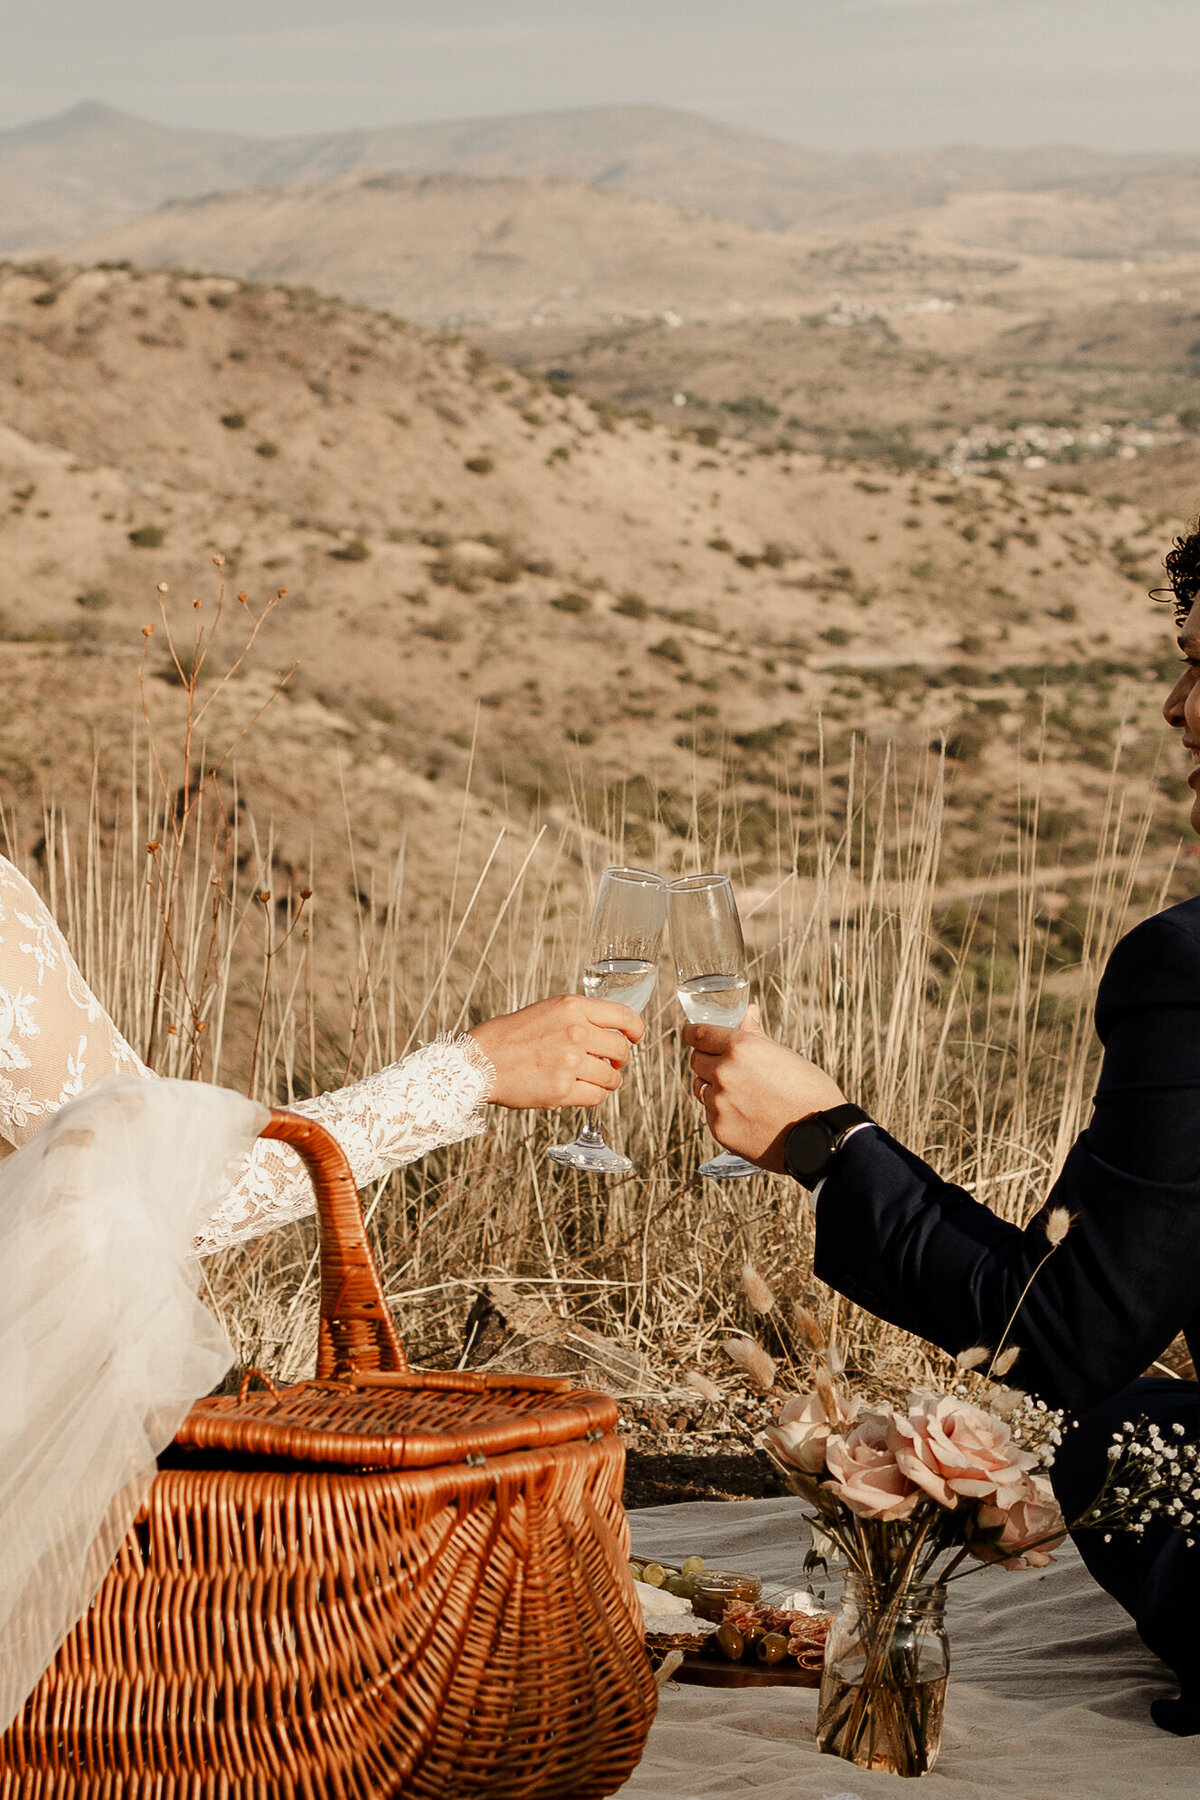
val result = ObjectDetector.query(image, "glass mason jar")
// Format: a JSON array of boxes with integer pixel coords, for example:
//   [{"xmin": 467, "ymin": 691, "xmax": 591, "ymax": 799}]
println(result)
[{"xmin": 816, "ymin": 1576, "xmax": 950, "ymax": 1777}]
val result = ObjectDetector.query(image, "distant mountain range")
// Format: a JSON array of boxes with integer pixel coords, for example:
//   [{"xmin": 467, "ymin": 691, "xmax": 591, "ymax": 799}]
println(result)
[{"xmin": 4, "ymin": 99, "xmax": 1199, "ymax": 254}]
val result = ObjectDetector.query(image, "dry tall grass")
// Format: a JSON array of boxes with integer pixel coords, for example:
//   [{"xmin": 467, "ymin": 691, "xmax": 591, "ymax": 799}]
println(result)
[{"xmin": 4, "ymin": 589, "xmax": 1178, "ymax": 1402}]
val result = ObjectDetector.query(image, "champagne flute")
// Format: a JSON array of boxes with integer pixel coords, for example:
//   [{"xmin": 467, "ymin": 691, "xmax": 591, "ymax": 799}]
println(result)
[
  {"xmin": 668, "ymin": 872, "xmax": 757, "ymax": 1181},
  {"xmin": 547, "ymin": 866, "xmax": 667, "ymax": 1175}
]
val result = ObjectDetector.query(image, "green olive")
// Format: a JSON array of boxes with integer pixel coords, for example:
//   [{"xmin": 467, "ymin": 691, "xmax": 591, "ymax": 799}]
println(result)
[
  {"xmin": 757, "ymin": 1633, "xmax": 788, "ymax": 1666},
  {"xmin": 741, "ymin": 1623, "xmax": 766, "ymax": 1647},
  {"xmin": 642, "ymin": 1562, "xmax": 666, "ymax": 1588},
  {"xmin": 715, "ymin": 1624, "xmax": 744, "ymax": 1661},
  {"xmin": 663, "ymin": 1574, "xmax": 692, "ymax": 1599}
]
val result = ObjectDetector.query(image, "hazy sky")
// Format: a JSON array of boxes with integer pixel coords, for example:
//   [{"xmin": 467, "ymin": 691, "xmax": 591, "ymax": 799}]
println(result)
[{"xmin": 4, "ymin": 0, "xmax": 1200, "ymax": 152}]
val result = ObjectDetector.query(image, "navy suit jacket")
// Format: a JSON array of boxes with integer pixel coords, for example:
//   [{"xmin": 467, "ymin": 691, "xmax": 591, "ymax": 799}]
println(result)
[{"xmin": 814, "ymin": 895, "xmax": 1200, "ymax": 1416}]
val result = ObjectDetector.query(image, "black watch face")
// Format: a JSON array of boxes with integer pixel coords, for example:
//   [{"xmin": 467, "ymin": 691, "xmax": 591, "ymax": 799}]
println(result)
[{"xmin": 787, "ymin": 1118, "xmax": 833, "ymax": 1183}]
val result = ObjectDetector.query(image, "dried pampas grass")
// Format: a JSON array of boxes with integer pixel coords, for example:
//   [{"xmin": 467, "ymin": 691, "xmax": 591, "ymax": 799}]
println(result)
[
  {"xmin": 740, "ymin": 1262, "xmax": 776, "ymax": 1314},
  {"xmin": 722, "ymin": 1336, "xmax": 776, "ymax": 1392},
  {"xmin": 792, "ymin": 1304, "xmax": 826, "ymax": 1353},
  {"xmin": 683, "ymin": 1369, "xmax": 722, "ymax": 1403},
  {"xmin": 1045, "ymin": 1207, "xmax": 1073, "ymax": 1247}
]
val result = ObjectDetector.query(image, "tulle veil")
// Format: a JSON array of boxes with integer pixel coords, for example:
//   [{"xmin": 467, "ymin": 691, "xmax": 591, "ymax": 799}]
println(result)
[{"xmin": 0, "ymin": 1074, "xmax": 269, "ymax": 1735}]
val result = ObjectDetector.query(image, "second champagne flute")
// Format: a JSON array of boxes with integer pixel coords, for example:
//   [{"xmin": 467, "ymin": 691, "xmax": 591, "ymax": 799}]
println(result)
[
  {"xmin": 547, "ymin": 865, "xmax": 667, "ymax": 1175},
  {"xmin": 668, "ymin": 872, "xmax": 757, "ymax": 1181}
]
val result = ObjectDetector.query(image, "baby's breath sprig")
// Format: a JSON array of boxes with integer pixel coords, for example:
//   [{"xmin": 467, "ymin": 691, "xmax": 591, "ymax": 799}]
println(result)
[{"xmin": 1079, "ymin": 1418, "xmax": 1200, "ymax": 1549}]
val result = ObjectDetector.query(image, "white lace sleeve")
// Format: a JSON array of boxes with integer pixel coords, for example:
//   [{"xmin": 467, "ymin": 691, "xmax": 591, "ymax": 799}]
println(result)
[
  {"xmin": 191, "ymin": 1034, "xmax": 493, "ymax": 1253},
  {"xmin": 0, "ymin": 856, "xmax": 495, "ymax": 1253}
]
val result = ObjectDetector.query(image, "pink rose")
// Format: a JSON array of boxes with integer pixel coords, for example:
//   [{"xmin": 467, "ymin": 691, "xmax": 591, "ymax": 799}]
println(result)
[
  {"xmin": 972, "ymin": 1476, "xmax": 1067, "ymax": 1570},
  {"xmin": 824, "ymin": 1410, "xmax": 922, "ymax": 1522},
  {"xmin": 764, "ymin": 1388, "xmax": 860, "ymax": 1475},
  {"xmin": 888, "ymin": 1393, "xmax": 1037, "ymax": 1511}
]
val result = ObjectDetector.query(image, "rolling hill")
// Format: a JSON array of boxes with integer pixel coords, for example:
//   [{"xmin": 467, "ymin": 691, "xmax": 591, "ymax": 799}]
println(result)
[
  {"xmin": 0, "ymin": 259, "xmax": 1175, "ymax": 907},
  {"xmin": 60, "ymin": 169, "xmax": 1020, "ymax": 328}
]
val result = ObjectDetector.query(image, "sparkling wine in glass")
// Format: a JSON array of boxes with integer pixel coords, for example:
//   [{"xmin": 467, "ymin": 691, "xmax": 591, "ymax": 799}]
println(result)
[
  {"xmin": 547, "ymin": 866, "xmax": 667, "ymax": 1175},
  {"xmin": 668, "ymin": 872, "xmax": 757, "ymax": 1181}
]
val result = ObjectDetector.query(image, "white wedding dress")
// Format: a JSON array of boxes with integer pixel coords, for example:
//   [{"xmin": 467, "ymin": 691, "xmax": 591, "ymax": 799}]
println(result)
[{"xmin": 0, "ymin": 854, "xmax": 498, "ymax": 1737}]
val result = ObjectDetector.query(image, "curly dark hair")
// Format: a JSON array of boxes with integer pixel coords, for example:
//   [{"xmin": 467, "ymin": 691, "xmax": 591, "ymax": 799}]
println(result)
[{"xmin": 1159, "ymin": 522, "xmax": 1200, "ymax": 625}]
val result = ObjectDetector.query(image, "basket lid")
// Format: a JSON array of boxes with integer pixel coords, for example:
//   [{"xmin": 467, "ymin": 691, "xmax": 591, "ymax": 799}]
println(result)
[
  {"xmin": 174, "ymin": 1109, "xmax": 618, "ymax": 1471},
  {"xmin": 174, "ymin": 1368, "xmax": 618, "ymax": 1470}
]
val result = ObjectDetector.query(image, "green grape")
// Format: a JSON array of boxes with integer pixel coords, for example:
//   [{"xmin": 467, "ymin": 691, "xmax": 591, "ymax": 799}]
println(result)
[
  {"xmin": 681, "ymin": 1555, "xmax": 706, "ymax": 1575},
  {"xmin": 642, "ymin": 1562, "xmax": 666, "ymax": 1588}
]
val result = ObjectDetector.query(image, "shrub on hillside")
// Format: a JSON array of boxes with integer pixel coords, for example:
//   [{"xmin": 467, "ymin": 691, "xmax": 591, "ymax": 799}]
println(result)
[
  {"xmin": 128, "ymin": 525, "xmax": 165, "ymax": 549},
  {"xmin": 420, "ymin": 613, "xmax": 466, "ymax": 643}
]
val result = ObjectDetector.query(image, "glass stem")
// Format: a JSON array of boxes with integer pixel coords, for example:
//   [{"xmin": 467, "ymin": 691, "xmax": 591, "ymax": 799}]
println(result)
[{"xmin": 576, "ymin": 1120, "xmax": 608, "ymax": 1146}]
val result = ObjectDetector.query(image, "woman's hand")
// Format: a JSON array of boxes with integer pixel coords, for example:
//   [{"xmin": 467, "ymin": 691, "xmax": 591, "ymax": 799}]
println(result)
[
  {"xmin": 468, "ymin": 994, "xmax": 644, "ymax": 1109},
  {"xmin": 683, "ymin": 1006, "xmax": 847, "ymax": 1171}
]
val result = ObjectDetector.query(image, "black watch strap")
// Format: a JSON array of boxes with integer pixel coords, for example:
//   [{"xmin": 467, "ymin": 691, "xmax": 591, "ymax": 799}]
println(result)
[{"xmin": 783, "ymin": 1103, "xmax": 873, "ymax": 1188}]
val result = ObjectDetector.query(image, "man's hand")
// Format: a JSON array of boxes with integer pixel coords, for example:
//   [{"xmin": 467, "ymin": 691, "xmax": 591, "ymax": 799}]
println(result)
[
  {"xmin": 468, "ymin": 994, "xmax": 643, "ymax": 1109},
  {"xmin": 683, "ymin": 1006, "xmax": 847, "ymax": 1171}
]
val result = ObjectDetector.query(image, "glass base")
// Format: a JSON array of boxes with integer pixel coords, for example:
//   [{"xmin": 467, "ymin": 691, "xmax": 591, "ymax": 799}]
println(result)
[
  {"xmin": 547, "ymin": 1137, "xmax": 633, "ymax": 1175},
  {"xmin": 700, "ymin": 1150, "xmax": 758, "ymax": 1181}
]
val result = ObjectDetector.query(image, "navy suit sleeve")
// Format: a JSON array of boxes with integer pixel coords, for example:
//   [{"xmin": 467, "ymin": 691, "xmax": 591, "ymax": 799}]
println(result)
[{"xmin": 813, "ymin": 905, "xmax": 1200, "ymax": 1416}]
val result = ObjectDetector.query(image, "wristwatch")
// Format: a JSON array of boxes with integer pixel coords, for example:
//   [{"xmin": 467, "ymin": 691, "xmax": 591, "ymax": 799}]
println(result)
[{"xmin": 783, "ymin": 1103, "xmax": 874, "ymax": 1188}]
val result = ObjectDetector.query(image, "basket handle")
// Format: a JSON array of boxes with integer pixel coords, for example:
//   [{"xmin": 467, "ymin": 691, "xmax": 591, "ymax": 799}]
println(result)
[{"xmin": 261, "ymin": 1108, "xmax": 408, "ymax": 1380}]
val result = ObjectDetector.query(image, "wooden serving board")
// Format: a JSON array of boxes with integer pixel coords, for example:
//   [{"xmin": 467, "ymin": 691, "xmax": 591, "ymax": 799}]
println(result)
[{"xmin": 666, "ymin": 1650, "xmax": 822, "ymax": 1688}]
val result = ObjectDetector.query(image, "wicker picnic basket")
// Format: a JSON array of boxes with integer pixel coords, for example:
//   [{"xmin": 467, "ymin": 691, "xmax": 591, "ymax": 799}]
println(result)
[{"xmin": 0, "ymin": 1109, "xmax": 657, "ymax": 1798}]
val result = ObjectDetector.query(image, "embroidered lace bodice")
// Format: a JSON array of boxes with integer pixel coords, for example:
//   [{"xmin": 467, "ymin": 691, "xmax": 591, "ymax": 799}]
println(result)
[{"xmin": 0, "ymin": 856, "xmax": 493, "ymax": 1252}]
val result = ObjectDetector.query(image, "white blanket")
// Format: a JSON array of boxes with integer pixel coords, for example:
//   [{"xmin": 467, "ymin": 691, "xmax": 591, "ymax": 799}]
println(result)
[{"xmin": 620, "ymin": 1497, "xmax": 1198, "ymax": 1798}]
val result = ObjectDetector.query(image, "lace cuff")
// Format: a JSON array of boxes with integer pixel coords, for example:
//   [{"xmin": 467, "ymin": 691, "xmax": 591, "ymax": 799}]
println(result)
[{"xmin": 193, "ymin": 1032, "xmax": 495, "ymax": 1254}]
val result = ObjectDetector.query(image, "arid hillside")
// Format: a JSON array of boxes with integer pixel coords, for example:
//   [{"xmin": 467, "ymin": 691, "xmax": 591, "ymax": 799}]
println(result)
[
  {"xmin": 57, "ymin": 155, "xmax": 1200, "ymax": 522},
  {"xmin": 63, "ymin": 173, "xmax": 849, "ymax": 327},
  {"xmin": 62, "ymin": 170, "xmax": 1026, "ymax": 329},
  {"xmin": 0, "ymin": 258, "xmax": 1183, "ymax": 932},
  {"xmin": 915, "ymin": 173, "xmax": 1200, "ymax": 260}
]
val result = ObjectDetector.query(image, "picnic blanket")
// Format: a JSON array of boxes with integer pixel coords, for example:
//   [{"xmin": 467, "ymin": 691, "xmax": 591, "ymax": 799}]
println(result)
[{"xmin": 619, "ymin": 1496, "xmax": 1198, "ymax": 1799}]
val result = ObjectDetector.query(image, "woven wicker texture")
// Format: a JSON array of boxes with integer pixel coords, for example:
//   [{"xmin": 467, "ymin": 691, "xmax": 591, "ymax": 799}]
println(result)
[
  {"xmin": 175, "ymin": 1369, "xmax": 619, "ymax": 1469},
  {"xmin": 0, "ymin": 1108, "xmax": 656, "ymax": 1797}
]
